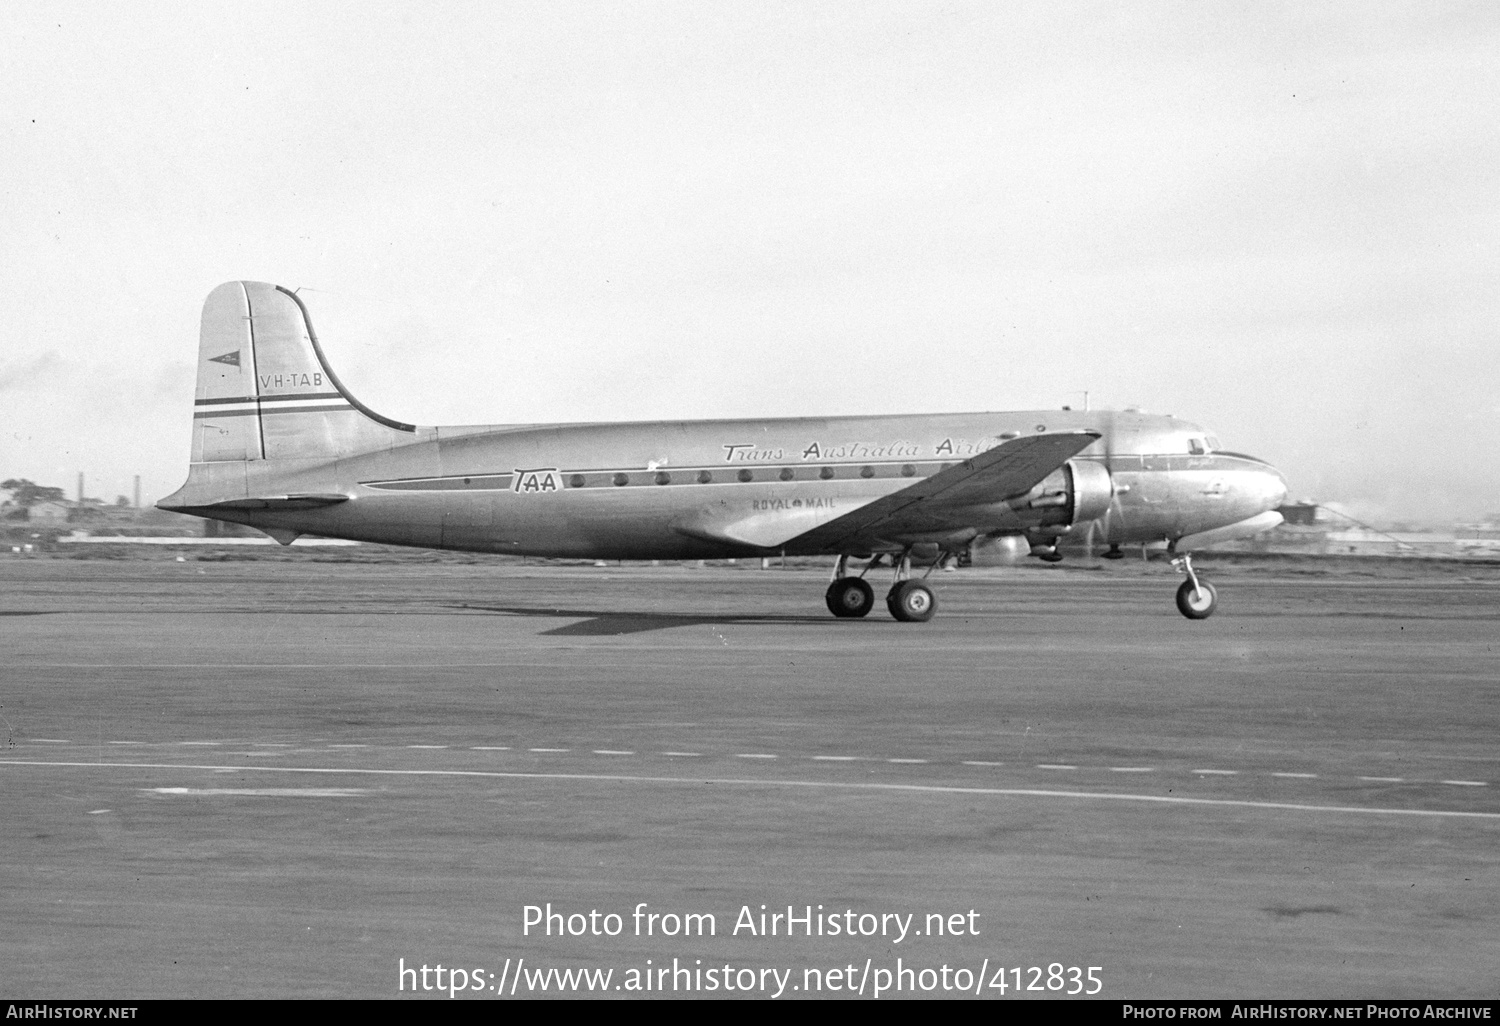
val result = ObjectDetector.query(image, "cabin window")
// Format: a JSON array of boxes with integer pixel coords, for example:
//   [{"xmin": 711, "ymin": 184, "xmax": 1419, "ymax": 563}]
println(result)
[
  {"xmin": 901, "ymin": 464, "xmax": 916, "ymax": 477},
  {"xmin": 568, "ymin": 474, "xmax": 585, "ymax": 489},
  {"xmin": 860, "ymin": 465, "xmax": 875, "ymax": 478},
  {"xmin": 697, "ymin": 470, "xmax": 713, "ymax": 484},
  {"xmin": 738, "ymin": 469, "xmax": 754, "ymax": 483},
  {"xmin": 654, "ymin": 471, "xmax": 671, "ymax": 485},
  {"xmin": 819, "ymin": 466, "xmax": 835, "ymax": 480},
  {"xmin": 779, "ymin": 467, "xmax": 794, "ymax": 481},
  {"xmin": 613, "ymin": 473, "xmax": 629, "ymax": 487}
]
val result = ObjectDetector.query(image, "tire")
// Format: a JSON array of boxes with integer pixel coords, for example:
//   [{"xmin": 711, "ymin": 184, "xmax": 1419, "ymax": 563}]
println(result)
[
  {"xmin": 1175, "ymin": 579, "xmax": 1218, "ymax": 619},
  {"xmin": 886, "ymin": 580, "xmax": 937, "ymax": 622},
  {"xmin": 825, "ymin": 577, "xmax": 874, "ymax": 618}
]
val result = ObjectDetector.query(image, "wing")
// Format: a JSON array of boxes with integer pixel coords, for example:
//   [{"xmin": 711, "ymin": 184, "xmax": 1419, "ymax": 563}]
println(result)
[{"xmin": 783, "ymin": 430, "xmax": 1100, "ymax": 552}]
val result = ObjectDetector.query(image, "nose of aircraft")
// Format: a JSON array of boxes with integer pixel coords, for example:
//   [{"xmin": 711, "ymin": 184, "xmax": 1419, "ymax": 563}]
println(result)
[{"xmin": 1260, "ymin": 461, "xmax": 1289, "ymax": 511}]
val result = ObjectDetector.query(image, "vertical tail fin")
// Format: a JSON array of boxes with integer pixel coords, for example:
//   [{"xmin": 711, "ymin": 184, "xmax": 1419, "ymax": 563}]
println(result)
[{"xmin": 191, "ymin": 281, "xmax": 415, "ymax": 463}]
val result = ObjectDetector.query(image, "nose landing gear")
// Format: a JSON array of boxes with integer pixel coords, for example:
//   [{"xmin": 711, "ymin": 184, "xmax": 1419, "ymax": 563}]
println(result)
[{"xmin": 1171, "ymin": 553, "xmax": 1218, "ymax": 619}]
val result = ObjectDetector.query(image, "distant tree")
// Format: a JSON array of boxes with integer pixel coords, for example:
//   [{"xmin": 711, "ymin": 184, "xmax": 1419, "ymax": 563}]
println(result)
[
  {"xmin": 114, "ymin": 495, "xmax": 131, "ymax": 507},
  {"xmin": 1, "ymin": 479, "xmax": 67, "ymax": 506}
]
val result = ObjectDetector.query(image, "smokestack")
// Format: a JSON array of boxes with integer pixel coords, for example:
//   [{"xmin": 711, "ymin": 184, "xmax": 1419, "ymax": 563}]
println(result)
[
  {"xmin": 77, "ymin": 472, "xmax": 84, "ymax": 503},
  {"xmin": 134, "ymin": 475, "xmax": 141, "ymax": 509}
]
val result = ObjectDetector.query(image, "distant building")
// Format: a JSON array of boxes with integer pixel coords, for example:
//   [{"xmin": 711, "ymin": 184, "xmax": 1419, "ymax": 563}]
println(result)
[{"xmin": 27, "ymin": 501, "xmax": 71, "ymax": 525}]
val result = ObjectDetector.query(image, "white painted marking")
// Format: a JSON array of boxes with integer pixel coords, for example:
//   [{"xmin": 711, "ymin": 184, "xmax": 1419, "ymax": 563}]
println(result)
[
  {"xmin": 887, "ymin": 758, "xmax": 927, "ymax": 764},
  {"xmin": 1193, "ymin": 769, "xmax": 1238, "ymax": 775},
  {"xmin": 10, "ymin": 760, "xmax": 1493, "ymax": 821},
  {"xmin": 1036, "ymin": 764, "xmax": 1076, "ymax": 770},
  {"xmin": 148, "ymin": 787, "xmax": 366, "ymax": 798},
  {"xmin": 736, "ymin": 754, "xmax": 777, "ymax": 760},
  {"xmin": 30, "ymin": 739, "xmax": 70, "ymax": 744},
  {"xmin": 87, "ymin": 809, "xmax": 111, "ymax": 815},
  {"xmin": 329, "ymin": 744, "xmax": 368, "ymax": 749},
  {"xmin": 814, "ymin": 756, "xmax": 858, "ymax": 762},
  {"xmin": 593, "ymin": 750, "xmax": 635, "ymax": 756},
  {"xmin": 1110, "ymin": 767, "xmax": 1156, "ymax": 773},
  {"xmin": 661, "ymin": 751, "xmax": 701, "ymax": 757},
  {"xmin": 408, "ymin": 745, "xmax": 448, "ymax": 750},
  {"xmin": 1272, "ymin": 772, "xmax": 1317, "ymax": 779},
  {"xmin": 471, "ymin": 746, "xmax": 510, "ymax": 751},
  {"xmin": 962, "ymin": 761, "xmax": 1003, "ymax": 767},
  {"xmin": 529, "ymin": 748, "xmax": 569, "ymax": 753},
  {"xmin": 108, "ymin": 741, "xmax": 144, "ymax": 745},
  {"xmin": 1358, "ymin": 776, "xmax": 1404, "ymax": 783},
  {"xmin": 1442, "ymin": 780, "xmax": 1488, "ymax": 787}
]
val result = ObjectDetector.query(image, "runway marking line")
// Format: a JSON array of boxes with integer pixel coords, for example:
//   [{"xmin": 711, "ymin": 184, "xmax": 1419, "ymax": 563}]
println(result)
[
  {"xmin": 408, "ymin": 745, "xmax": 448, "ymax": 749},
  {"xmin": 814, "ymin": 756, "xmax": 858, "ymax": 762},
  {"xmin": 30, "ymin": 739, "xmax": 70, "ymax": 744},
  {"xmin": 1194, "ymin": 769, "xmax": 1238, "ymax": 775},
  {"xmin": 736, "ymin": 754, "xmax": 777, "ymax": 759},
  {"xmin": 1443, "ymin": 780, "xmax": 1487, "ymax": 787},
  {"xmin": 661, "ymin": 751, "xmax": 701, "ymax": 757},
  {"xmin": 471, "ymin": 746, "xmax": 510, "ymax": 751},
  {"xmin": 1359, "ymin": 776, "xmax": 1404, "ymax": 783},
  {"xmin": 963, "ymin": 761, "xmax": 1003, "ymax": 767},
  {"xmin": 593, "ymin": 750, "xmax": 634, "ymax": 756},
  {"xmin": 1273, "ymin": 772, "xmax": 1318, "ymax": 778},
  {"xmin": 1037, "ymin": 764, "xmax": 1077, "ymax": 770},
  {"xmin": 887, "ymin": 758, "xmax": 927, "ymax": 764},
  {"xmin": 5, "ymin": 760, "xmax": 1497, "ymax": 821},
  {"xmin": 529, "ymin": 748, "xmax": 568, "ymax": 753},
  {"xmin": 1111, "ymin": 767, "xmax": 1155, "ymax": 773}
]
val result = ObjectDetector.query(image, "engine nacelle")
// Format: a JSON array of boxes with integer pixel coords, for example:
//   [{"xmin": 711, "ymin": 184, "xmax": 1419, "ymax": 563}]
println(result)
[
  {"xmin": 1020, "ymin": 459, "xmax": 1115, "ymax": 529},
  {"xmin": 967, "ymin": 533, "xmax": 1030, "ymax": 566}
]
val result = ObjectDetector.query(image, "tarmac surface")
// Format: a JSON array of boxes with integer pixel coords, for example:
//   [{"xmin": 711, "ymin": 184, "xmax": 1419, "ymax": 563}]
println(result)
[{"xmin": 2, "ymin": 555, "xmax": 1497, "ymax": 999}]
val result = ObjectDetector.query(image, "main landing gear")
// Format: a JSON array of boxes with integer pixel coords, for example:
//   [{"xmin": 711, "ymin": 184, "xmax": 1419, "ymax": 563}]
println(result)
[
  {"xmin": 1170, "ymin": 552, "xmax": 1218, "ymax": 619},
  {"xmin": 825, "ymin": 552, "xmax": 938, "ymax": 622}
]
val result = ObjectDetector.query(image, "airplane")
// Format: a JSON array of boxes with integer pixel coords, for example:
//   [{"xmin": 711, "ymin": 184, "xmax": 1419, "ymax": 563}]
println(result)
[{"xmin": 159, "ymin": 281, "xmax": 1289, "ymax": 622}]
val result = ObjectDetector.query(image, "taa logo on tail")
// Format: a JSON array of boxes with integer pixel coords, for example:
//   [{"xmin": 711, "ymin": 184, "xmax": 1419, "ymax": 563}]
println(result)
[{"xmin": 513, "ymin": 468, "xmax": 561, "ymax": 494}]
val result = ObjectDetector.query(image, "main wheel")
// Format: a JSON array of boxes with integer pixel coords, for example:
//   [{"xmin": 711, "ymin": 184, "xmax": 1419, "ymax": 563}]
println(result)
[
  {"xmin": 886, "ymin": 580, "xmax": 937, "ymax": 622},
  {"xmin": 1175, "ymin": 579, "xmax": 1218, "ymax": 619},
  {"xmin": 825, "ymin": 577, "xmax": 874, "ymax": 618}
]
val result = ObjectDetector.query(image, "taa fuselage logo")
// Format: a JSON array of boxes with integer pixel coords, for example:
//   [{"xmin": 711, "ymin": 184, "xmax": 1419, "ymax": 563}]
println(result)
[{"xmin": 513, "ymin": 468, "xmax": 561, "ymax": 494}]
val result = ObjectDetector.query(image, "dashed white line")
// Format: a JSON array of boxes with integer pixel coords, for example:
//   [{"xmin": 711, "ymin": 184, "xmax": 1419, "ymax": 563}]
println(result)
[
  {"xmin": 593, "ymin": 750, "xmax": 635, "ymax": 756},
  {"xmin": 1358, "ymin": 776, "xmax": 1404, "ymax": 783},
  {"xmin": 471, "ymin": 746, "xmax": 510, "ymax": 751},
  {"xmin": 1036, "ymin": 764, "xmax": 1077, "ymax": 770},
  {"xmin": 1441, "ymin": 780, "xmax": 1487, "ymax": 787},
  {"xmin": 108, "ymin": 741, "xmax": 144, "ymax": 746},
  {"xmin": 329, "ymin": 744, "xmax": 369, "ymax": 749},
  {"xmin": 9, "ymin": 759, "xmax": 1496, "ymax": 821},
  {"xmin": 1272, "ymin": 772, "xmax": 1317, "ymax": 779},
  {"xmin": 962, "ymin": 761, "xmax": 1003, "ymax": 767},
  {"xmin": 1193, "ymin": 769, "xmax": 1238, "ymax": 776},
  {"xmin": 30, "ymin": 739, "xmax": 70, "ymax": 744},
  {"xmin": 736, "ymin": 754, "xmax": 778, "ymax": 760},
  {"xmin": 813, "ymin": 756, "xmax": 858, "ymax": 762},
  {"xmin": 1110, "ymin": 767, "xmax": 1156, "ymax": 773},
  {"xmin": 887, "ymin": 758, "xmax": 927, "ymax": 764},
  {"xmin": 529, "ymin": 748, "xmax": 569, "ymax": 753},
  {"xmin": 661, "ymin": 751, "xmax": 701, "ymax": 757},
  {"xmin": 407, "ymin": 745, "xmax": 449, "ymax": 750}
]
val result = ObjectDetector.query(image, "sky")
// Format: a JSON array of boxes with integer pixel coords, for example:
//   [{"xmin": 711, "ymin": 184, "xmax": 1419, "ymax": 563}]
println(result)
[{"xmin": 2, "ymin": 1, "xmax": 1497, "ymax": 523}]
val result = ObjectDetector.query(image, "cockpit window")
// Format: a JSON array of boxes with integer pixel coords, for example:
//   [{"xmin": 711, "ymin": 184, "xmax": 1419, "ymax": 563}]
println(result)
[
  {"xmin": 1206, "ymin": 436, "xmax": 1220, "ymax": 451},
  {"xmin": 1188, "ymin": 437, "xmax": 1207, "ymax": 455}
]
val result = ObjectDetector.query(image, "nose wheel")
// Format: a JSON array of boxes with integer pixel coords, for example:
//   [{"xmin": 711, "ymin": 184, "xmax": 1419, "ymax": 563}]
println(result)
[{"xmin": 1171, "ymin": 553, "xmax": 1218, "ymax": 619}]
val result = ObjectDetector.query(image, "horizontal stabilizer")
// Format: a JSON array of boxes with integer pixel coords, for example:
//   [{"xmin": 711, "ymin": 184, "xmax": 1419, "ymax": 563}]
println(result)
[{"xmin": 160, "ymin": 494, "xmax": 349, "ymax": 513}]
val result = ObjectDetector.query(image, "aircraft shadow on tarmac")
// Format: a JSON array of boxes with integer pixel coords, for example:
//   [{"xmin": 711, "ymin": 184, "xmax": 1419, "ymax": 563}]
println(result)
[{"xmin": 452, "ymin": 604, "xmax": 832, "ymax": 636}]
